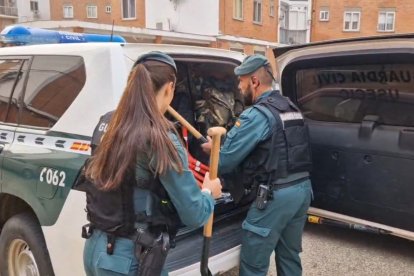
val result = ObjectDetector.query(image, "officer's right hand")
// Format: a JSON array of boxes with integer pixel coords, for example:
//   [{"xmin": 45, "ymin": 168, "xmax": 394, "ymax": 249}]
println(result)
[{"xmin": 202, "ymin": 172, "xmax": 222, "ymax": 199}]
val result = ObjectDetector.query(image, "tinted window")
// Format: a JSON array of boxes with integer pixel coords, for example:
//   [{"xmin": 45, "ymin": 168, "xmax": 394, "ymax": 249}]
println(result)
[
  {"xmin": 20, "ymin": 55, "xmax": 86, "ymax": 128},
  {"xmin": 0, "ymin": 58, "xmax": 28, "ymax": 124},
  {"xmin": 296, "ymin": 63, "xmax": 414, "ymax": 127}
]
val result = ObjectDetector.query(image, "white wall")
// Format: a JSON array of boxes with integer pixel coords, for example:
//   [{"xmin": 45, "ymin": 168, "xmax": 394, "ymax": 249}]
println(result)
[
  {"xmin": 279, "ymin": 0, "xmax": 311, "ymax": 43},
  {"xmin": 146, "ymin": 0, "xmax": 219, "ymax": 36},
  {"xmin": 16, "ymin": 0, "xmax": 51, "ymax": 23},
  {"xmin": 288, "ymin": 5, "xmax": 308, "ymax": 30}
]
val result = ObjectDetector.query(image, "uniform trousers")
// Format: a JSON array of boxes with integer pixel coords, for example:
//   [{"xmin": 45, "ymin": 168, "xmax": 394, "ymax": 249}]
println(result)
[
  {"xmin": 83, "ymin": 229, "xmax": 168, "ymax": 276},
  {"xmin": 239, "ymin": 179, "xmax": 312, "ymax": 276}
]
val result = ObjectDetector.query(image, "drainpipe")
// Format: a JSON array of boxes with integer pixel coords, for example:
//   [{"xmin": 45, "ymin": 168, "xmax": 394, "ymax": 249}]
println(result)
[
  {"xmin": 308, "ymin": 0, "xmax": 313, "ymax": 43},
  {"xmin": 277, "ymin": 0, "xmax": 281, "ymax": 44}
]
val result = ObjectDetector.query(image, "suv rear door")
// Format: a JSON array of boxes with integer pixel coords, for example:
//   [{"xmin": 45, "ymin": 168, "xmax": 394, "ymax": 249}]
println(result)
[{"xmin": 275, "ymin": 41, "xmax": 414, "ymax": 232}]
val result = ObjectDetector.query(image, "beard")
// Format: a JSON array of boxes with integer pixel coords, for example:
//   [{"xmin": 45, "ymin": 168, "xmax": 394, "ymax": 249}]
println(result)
[{"xmin": 243, "ymin": 83, "xmax": 254, "ymax": 106}]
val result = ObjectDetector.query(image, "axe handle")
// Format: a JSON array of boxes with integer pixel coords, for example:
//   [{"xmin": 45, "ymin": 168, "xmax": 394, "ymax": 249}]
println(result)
[
  {"xmin": 167, "ymin": 106, "xmax": 207, "ymax": 143},
  {"xmin": 200, "ymin": 127, "xmax": 226, "ymax": 276},
  {"xmin": 203, "ymin": 127, "xmax": 226, "ymax": 237}
]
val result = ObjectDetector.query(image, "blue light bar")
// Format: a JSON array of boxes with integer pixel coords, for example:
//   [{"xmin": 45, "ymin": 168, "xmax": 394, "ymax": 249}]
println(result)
[{"xmin": 0, "ymin": 25, "xmax": 126, "ymax": 45}]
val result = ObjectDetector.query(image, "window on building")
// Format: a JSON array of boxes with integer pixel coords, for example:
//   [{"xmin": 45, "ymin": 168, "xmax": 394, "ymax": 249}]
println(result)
[
  {"xmin": 270, "ymin": 0, "xmax": 275, "ymax": 17},
  {"xmin": 230, "ymin": 47, "xmax": 244, "ymax": 53},
  {"xmin": 290, "ymin": 9, "xmax": 307, "ymax": 30},
  {"xmin": 63, "ymin": 6, "xmax": 74, "ymax": 18},
  {"xmin": 30, "ymin": 1, "xmax": 39, "ymax": 12},
  {"xmin": 105, "ymin": 5, "xmax": 112, "ymax": 13},
  {"xmin": 279, "ymin": 8, "xmax": 287, "ymax": 28},
  {"xmin": 20, "ymin": 56, "xmax": 86, "ymax": 128},
  {"xmin": 253, "ymin": 0, "xmax": 262, "ymax": 23},
  {"xmin": 122, "ymin": 0, "xmax": 136, "ymax": 19},
  {"xmin": 87, "ymin": 5, "xmax": 97, "ymax": 18},
  {"xmin": 343, "ymin": 11, "xmax": 361, "ymax": 31},
  {"xmin": 233, "ymin": 0, "xmax": 243, "ymax": 20},
  {"xmin": 320, "ymin": 9, "xmax": 329, "ymax": 21},
  {"xmin": 254, "ymin": 50, "xmax": 266, "ymax": 56},
  {"xmin": 378, "ymin": 10, "xmax": 395, "ymax": 32}
]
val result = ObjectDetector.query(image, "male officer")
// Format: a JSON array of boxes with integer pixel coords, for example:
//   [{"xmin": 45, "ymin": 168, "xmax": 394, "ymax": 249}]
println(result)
[{"xmin": 202, "ymin": 54, "xmax": 312, "ymax": 276}]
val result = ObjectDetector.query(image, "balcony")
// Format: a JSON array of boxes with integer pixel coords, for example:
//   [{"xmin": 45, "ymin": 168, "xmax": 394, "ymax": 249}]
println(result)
[
  {"xmin": 0, "ymin": 5, "xmax": 18, "ymax": 17},
  {"xmin": 279, "ymin": 27, "xmax": 307, "ymax": 45}
]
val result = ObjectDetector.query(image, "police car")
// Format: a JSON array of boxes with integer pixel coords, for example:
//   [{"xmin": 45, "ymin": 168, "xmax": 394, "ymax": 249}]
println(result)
[{"xmin": 0, "ymin": 43, "xmax": 246, "ymax": 276}]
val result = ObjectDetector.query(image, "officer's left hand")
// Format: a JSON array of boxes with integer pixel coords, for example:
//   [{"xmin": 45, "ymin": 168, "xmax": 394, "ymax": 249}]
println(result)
[
  {"xmin": 202, "ymin": 172, "xmax": 222, "ymax": 199},
  {"xmin": 201, "ymin": 136, "xmax": 212, "ymax": 154}
]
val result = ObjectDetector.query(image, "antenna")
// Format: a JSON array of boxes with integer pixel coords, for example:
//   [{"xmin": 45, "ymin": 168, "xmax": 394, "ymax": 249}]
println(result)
[{"xmin": 110, "ymin": 20, "xmax": 114, "ymax": 41}]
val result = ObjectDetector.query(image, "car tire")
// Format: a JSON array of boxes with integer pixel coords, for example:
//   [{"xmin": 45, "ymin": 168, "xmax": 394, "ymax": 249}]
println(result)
[{"xmin": 0, "ymin": 212, "xmax": 54, "ymax": 276}]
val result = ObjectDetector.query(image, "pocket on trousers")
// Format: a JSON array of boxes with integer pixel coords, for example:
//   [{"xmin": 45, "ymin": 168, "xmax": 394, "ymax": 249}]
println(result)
[
  {"xmin": 242, "ymin": 220, "xmax": 271, "ymax": 237},
  {"xmin": 241, "ymin": 221, "xmax": 272, "ymax": 268},
  {"xmin": 96, "ymin": 252, "xmax": 132, "ymax": 275}
]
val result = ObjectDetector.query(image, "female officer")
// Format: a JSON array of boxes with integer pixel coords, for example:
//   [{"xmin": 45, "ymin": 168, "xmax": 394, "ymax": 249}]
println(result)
[{"xmin": 82, "ymin": 51, "xmax": 222, "ymax": 275}]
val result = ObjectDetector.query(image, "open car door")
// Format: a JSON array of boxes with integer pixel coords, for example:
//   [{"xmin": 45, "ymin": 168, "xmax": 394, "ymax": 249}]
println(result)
[{"xmin": 274, "ymin": 35, "xmax": 414, "ymax": 240}]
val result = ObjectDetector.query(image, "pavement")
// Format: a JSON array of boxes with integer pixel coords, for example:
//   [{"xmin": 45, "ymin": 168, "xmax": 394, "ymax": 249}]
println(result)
[{"xmin": 221, "ymin": 223, "xmax": 414, "ymax": 276}]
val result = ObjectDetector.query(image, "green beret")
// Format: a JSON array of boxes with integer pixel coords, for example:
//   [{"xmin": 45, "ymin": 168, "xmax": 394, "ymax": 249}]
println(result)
[
  {"xmin": 234, "ymin": 54, "xmax": 270, "ymax": 76},
  {"xmin": 134, "ymin": 51, "xmax": 177, "ymax": 73}
]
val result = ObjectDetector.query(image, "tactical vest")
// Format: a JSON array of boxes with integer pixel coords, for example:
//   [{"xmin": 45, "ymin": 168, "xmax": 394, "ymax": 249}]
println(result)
[
  {"xmin": 75, "ymin": 111, "xmax": 181, "ymax": 238},
  {"xmin": 240, "ymin": 91, "xmax": 312, "ymax": 188}
]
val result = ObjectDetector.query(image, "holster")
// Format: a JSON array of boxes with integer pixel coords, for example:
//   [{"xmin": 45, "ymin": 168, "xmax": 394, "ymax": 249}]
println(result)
[
  {"xmin": 81, "ymin": 223, "xmax": 94, "ymax": 239},
  {"xmin": 134, "ymin": 228, "xmax": 170, "ymax": 276}
]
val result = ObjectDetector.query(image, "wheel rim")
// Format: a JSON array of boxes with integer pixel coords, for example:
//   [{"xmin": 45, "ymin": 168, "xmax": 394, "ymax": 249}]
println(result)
[{"xmin": 8, "ymin": 238, "xmax": 40, "ymax": 276}]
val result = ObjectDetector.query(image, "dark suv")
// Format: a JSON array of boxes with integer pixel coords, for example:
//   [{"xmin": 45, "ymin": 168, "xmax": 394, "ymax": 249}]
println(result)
[{"xmin": 274, "ymin": 34, "xmax": 414, "ymax": 240}]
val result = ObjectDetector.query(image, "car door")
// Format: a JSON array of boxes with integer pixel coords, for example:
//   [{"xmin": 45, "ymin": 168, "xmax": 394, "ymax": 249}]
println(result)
[
  {"xmin": 1, "ymin": 54, "xmax": 88, "ymax": 223},
  {"xmin": 278, "ymin": 50, "xmax": 414, "ymax": 232}
]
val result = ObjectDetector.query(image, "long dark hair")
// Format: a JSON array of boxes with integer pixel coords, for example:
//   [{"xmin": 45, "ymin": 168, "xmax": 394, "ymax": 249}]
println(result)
[{"xmin": 85, "ymin": 60, "xmax": 182, "ymax": 191}]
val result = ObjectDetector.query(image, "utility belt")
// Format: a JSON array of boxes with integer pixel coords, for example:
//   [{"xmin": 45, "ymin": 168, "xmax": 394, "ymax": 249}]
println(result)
[
  {"xmin": 255, "ymin": 176, "xmax": 309, "ymax": 210},
  {"xmin": 82, "ymin": 223, "xmax": 171, "ymax": 276}
]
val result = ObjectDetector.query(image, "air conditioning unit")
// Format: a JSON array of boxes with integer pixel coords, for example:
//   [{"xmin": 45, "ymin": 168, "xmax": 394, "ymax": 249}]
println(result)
[{"xmin": 156, "ymin": 22, "xmax": 163, "ymax": 30}]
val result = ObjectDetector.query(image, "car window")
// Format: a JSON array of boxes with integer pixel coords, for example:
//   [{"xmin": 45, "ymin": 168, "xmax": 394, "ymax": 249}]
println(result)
[
  {"xmin": 0, "ymin": 58, "xmax": 28, "ymax": 124},
  {"xmin": 296, "ymin": 63, "xmax": 414, "ymax": 127},
  {"xmin": 20, "ymin": 55, "xmax": 86, "ymax": 128}
]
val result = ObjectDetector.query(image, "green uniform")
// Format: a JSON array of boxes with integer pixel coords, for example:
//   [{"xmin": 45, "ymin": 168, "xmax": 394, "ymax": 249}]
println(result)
[
  {"xmin": 219, "ymin": 91, "xmax": 312, "ymax": 276},
  {"xmin": 83, "ymin": 133, "xmax": 215, "ymax": 275}
]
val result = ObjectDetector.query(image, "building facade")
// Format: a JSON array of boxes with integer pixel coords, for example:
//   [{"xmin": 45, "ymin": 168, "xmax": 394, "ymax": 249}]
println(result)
[
  {"xmin": 21, "ymin": 0, "xmax": 281, "ymax": 62},
  {"xmin": 0, "ymin": 0, "xmax": 18, "ymax": 30},
  {"xmin": 219, "ymin": 0, "xmax": 279, "ymax": 57},
  {"xmin": 311, "ymin": 0, "xmax": 414, "ymax": 42},
  {"xmin": 17, "ymin": 0, "xmax": 50, "ymax": 23}
]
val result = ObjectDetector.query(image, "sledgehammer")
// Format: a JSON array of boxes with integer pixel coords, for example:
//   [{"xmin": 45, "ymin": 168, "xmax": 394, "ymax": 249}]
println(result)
[{"xmin": 201, "ymin": 126, "xmax": 226, "ymax": 276}]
